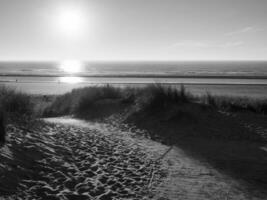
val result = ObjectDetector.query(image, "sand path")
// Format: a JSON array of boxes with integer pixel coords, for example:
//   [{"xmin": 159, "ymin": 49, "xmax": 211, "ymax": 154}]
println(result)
[
  {"xmin": 0, "ymin": 118, "xmax": 167, "ymax": 200},
  {"xmin": 1, "ymin": 117, "xmax": 266, "ymax": 199},
  {"xmin": 151, "ymin": 145, "xmax": 267, "ymax": 200}
]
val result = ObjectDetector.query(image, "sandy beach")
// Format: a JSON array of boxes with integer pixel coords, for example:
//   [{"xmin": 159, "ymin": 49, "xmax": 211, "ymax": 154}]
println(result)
[
  {"xmin": 1, "ymin": 118, "xmax": 164, "ymax": 199},
  {"xmin": 1, "ymin": 116, "xmax": 267, "ymax": 200}
]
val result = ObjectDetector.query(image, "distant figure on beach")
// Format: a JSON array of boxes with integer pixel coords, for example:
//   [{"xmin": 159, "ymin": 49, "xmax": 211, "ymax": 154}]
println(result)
[{"xmin": 0, "ymin": 111, "xmax": 6, "ymax": 146}]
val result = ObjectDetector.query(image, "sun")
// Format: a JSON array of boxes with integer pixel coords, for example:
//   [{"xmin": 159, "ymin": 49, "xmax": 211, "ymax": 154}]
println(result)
[{"xmin": 56, "ymin": 6, "xmax": 85, "ymax": 36}]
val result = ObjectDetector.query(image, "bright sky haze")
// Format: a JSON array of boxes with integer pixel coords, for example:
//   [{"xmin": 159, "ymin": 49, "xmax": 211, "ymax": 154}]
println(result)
[{"xmin": 0, "ymin": 0, "xmax": 266, "ymax": 61}]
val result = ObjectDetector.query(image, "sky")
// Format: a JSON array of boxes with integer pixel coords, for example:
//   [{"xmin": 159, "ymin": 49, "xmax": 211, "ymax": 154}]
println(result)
[{"xmin": 0, "ymin": 0, "xmax": 266, "ymax": 61}]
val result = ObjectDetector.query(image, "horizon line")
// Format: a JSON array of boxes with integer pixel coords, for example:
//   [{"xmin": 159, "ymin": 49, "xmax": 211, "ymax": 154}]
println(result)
[{"xmin": 0, "ymin": 59, "xmax": 267, "ymax": 62}]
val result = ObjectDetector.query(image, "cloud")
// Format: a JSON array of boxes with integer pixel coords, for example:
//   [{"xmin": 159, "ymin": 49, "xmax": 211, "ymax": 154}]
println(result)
[
  {"xmin": 171, "ymin": 40, "xmax": 244, "ymax": 49},
  {"xmin": 225, "ymin": 26, "xmax": 261, "ymax": 36}
]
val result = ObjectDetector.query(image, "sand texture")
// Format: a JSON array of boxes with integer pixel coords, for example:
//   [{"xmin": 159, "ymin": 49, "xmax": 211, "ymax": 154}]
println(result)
[
  {"xmin": 0, "ymin": 118, "xmax": 167, "ymax": 200},
  {"xmin": 1, "ymin": 117, "xmax": 267, "ymax": 200}
]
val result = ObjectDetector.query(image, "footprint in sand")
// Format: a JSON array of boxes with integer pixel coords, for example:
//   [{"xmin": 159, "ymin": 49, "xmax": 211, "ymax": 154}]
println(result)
[{"xmin": 3, "ymin": 122, "xmax": 159, "ymax": 200}]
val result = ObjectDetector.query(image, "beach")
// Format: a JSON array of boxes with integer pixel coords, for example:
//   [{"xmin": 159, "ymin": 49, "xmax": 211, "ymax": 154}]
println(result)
[
  {"xmin": 1, "ymin": 62, "xmax": 267, "ymax": 199},
  {"xmin": 1, "ymin": 61, "xmax": 267, "ymax": 97},
  {"xmin": 1, "ymin": 73, "xmax": 267, "ymax": 98},
  {"xmin": 1, "ymin": 116, "xmax": 267, "ymax": 200},
  {"xmin": 1, "ymin": 0, "xmax": 267, "ymax": 199}
]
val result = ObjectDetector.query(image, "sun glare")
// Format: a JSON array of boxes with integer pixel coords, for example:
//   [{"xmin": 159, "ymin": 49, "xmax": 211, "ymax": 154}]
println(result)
[
  {"xmin": 60, "ymin": 60, "xmax": 83, "ymax": 73},
  {"xmin": 56, "ymin": 6, "xmax": 85, "ymax": 37},
  {"xmin": 59, "ymin": 77, "xmax": 82, "ymax": 84}
]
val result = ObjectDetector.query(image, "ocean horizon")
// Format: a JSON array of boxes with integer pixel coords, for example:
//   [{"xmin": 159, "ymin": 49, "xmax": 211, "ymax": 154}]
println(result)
[
  {"xmin": 1, "ymin": 60, "xmax": 267, "ymax": 77},
  {"xmin": 1, "ymin": 61, "xmax": 267, "ymax": 96}
]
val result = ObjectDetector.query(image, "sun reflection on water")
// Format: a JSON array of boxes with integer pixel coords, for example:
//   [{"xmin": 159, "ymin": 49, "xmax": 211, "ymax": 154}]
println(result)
[
  {"xmin": 59, "ymin": 76, "xmax": 82, "ymax": 83},
  {"xmin": 59, "ymin": 60, "xmax": 83, "ymax": 73}
]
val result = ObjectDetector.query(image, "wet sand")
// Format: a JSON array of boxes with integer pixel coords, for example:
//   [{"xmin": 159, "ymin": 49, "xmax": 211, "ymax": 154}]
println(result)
[{"xmin": 2, "ymin": 80, "xmax": 267, "ymax": 98}]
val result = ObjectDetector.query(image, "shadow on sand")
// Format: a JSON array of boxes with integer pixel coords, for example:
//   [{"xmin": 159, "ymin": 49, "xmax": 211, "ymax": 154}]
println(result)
[{"xmin": 127, "ymin": 102, "xmax": 267, "ymax": 194}]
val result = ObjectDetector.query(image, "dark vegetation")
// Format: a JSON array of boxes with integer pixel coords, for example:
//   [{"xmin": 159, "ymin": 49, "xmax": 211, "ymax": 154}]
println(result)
[
  {"xmin": 0, "ymin": 86, "xmax": 46, "ymax": 145},
  {"xmin": 203, "ymin": 92, "xmax": 267, "ymax": 115},
  {"xmin": 42, "ymin": 85, "xmax": 131, "ymax": 119},
  {"xmin": 43, "ymin": 84, "xmax": 267, "ymax": 119},
  {"xmin": 0, "ymin": 111, "xmax": 5, "ymax": 145},
  {"xmin": 1, "ymin": 84, "xmax": 267, "ymax": 139},
  {"xmin": 0, "ymin": 86, "xmax": 34, "ymax": 142},
  {"xmin": 122, "ymin": 84, "xmax": 265, "ymax": 142},
  {"xmin": 0, "ymin": 86, "xmax": 34, "ymax": 118}
]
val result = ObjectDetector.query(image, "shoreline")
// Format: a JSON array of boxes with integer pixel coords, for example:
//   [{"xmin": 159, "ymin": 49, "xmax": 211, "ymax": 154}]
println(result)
[
  {"xmin": 1, "ymin": 73, "xmax": 267, "ymax": 79},
  {"xmin": 2, "ymin": 81, "xmax": 267, "ymax": 86},
  {"xmin": 2, "ymin": 81, "xmax": 267, "ymax": 98}
]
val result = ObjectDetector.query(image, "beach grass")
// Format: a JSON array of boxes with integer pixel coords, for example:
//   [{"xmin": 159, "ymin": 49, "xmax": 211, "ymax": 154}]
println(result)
[
  {"xmin": 2, "ymin": 83, "xmax": 266, "ymax": 141},
  {"xmin": 2, "ymin": 83, "xmax": 265, "ymax": 124},
  {"xmin": 43, "ymin": 84, "xmax": 267, "ymax": 118},
  {"xmin": 43, "ymin": 85, "xmax": 124, "ymax": 119},
  {"xmin": 201, "ymin": 92, "xmax": 267, "ymax": 114},
  {"xmin": 0, "ymin": 85, "xmax": 34, "ymax": 118},
  {"xmin": 41, "ymin": 83, "xmax": 267, "ymax": 142}
]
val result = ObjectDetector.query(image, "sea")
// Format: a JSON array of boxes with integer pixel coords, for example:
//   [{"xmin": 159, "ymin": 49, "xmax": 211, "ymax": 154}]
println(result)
[{"xmin": 1, "ymin": 61, "xmax": 267, "ymax": 98}]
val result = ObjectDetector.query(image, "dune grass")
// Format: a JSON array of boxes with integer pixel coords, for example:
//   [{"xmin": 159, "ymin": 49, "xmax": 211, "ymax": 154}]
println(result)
[
  {"xmin": 42, "ymin": 83, "xmax": 267, "ymax": 142},
  {"xmin": 43, "ymin": 84, "xmax": 192, "ymax": 118},
  {"xmin": 1, "ymin": 83, "xmax": 265, "ymax": 121},
  {"xmin": 0, "ymin": 85, "xmax": 34, "ymax": 118},
  {"xmin": 43, "ymin": 85, "xmax": 124, "ymax": 119},
  {"xmin": 135, "ymin": 84, "xmax": 192, "ymax": 112},
  {"xmin": 43, "ymin": 84, "xmax": 267, "ymax": 119},
  {"xmin": 1, "ymin": 83, "xmax": 264, "ymax": 142},
  {"xmin": 202, "ymin": 92, "xmax": 267, "ymax": 115}
]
